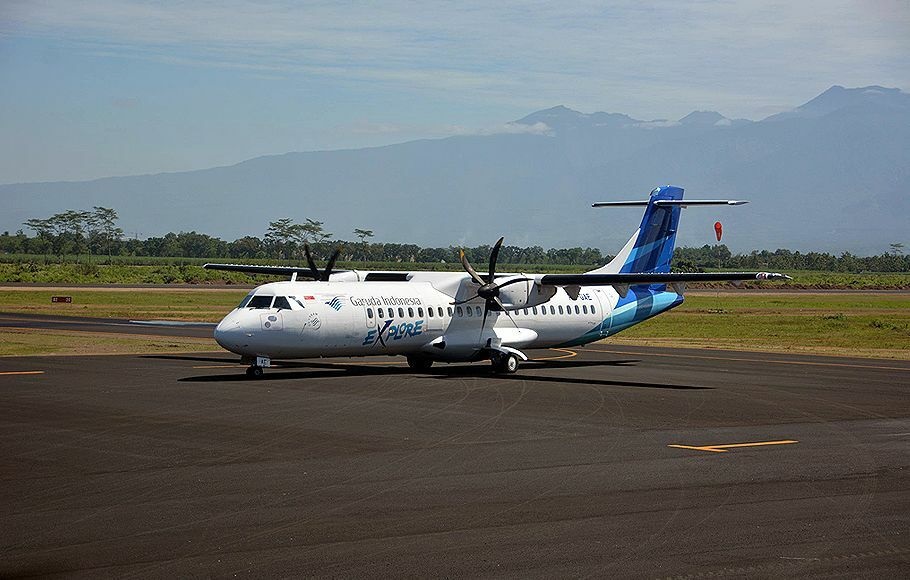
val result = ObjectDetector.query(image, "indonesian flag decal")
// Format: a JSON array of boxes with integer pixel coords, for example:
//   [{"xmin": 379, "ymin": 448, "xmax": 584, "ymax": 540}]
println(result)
[{"xmin": 304, "ymin": 295, "xmax": 315, "ymax": 301}]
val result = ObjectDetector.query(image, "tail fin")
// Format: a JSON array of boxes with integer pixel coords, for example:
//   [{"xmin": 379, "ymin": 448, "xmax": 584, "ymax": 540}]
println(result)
[{"xmin": 589, "ymin": 186, "xmax": 684, "ymax": 274}]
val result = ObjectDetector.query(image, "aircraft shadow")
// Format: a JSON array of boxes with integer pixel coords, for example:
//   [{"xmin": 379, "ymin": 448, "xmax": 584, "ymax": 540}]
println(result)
[{"xmin": 178, "ymin": 359, "xmax": 710, "ymax": 391}]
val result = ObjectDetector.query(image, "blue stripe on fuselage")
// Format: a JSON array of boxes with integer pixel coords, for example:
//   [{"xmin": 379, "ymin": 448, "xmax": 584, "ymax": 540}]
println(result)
[{"xmin": 557, "ymin": 287, "xmax": 684, "ymax": 347}]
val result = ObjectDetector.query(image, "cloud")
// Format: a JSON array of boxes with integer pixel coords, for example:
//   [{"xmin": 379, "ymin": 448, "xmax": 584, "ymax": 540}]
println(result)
[
  {"xmin": 346, "ymin": 120, "xmax": 551, "ymax": 138},
  {"xmin": 631, "ymin": 120, "xmax": 680, "ymax": 129},
  {"xmin": 465, "ymin": 122, "xmax": 552, "ymax": 136},
  {"xmin": 2, "ymin": 1, "xmax": 909, "ymax": 119}
]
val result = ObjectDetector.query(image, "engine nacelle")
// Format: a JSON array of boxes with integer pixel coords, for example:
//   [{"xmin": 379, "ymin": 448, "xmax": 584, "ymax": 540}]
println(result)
[{"xmin": 497, "ymin": 277, "xmax": 557, "ymax": 310}]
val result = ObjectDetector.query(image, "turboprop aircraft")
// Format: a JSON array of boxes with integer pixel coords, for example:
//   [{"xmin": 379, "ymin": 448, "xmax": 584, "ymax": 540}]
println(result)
[{"xmin": 205, "ymin": 186, "xmax": 789, "ymax": 377}]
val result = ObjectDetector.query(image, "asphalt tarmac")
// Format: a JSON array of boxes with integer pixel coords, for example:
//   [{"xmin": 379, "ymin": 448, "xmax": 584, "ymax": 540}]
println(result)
[{"xmin": 1, "ymin": 316, "xmax": 908, "ymax": 578}]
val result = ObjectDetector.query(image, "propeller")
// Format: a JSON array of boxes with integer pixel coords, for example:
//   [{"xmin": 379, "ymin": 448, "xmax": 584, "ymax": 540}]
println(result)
[
  {"xmin": 304, "ymin": 243, "xmax": 342, "ymax": 281},
  {"xmin": 455, "ymin": 237, "xmax": 532, "ymax": 339}
]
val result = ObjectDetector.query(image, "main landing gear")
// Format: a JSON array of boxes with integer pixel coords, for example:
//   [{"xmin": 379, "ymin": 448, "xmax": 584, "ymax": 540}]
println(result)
[
  {"xmin": 406, "ymin": 355, "xmax": 434, "ymax": 371},
  {"xmin": 491, "ymin": 352, "xmax": 519, "ymax": 374}
]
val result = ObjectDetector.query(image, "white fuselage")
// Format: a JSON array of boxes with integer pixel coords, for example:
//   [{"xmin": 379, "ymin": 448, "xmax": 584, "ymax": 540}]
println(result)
[{"xmin": 213, "ymin": 272, "xmax": 634, "ymax": 362}]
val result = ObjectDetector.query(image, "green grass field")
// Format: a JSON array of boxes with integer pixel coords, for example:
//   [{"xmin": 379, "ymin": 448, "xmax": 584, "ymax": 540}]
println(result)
[
  {"xmin": 0, "ymin": 288, "xmax": 907, "ymax": 359},
  {"xmin": 0, "ymin": 288, "xmax": 244, "ymax": 321},
  {"xmin": 2, "ymin": 260, "xmax": 910, "ymax": 288},
  {"xmin": 613, "ymin": 292, "xmax": 909, "ymax": 358}
]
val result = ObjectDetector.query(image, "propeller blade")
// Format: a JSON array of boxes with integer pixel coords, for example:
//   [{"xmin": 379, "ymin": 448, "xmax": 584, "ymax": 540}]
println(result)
[
  {"xmin": 303, "ymin": 244, "xmax": 321, "ymax": 280},
  {"xmin": 451, "ymin": 295, "xmax": 479, "ymax": 305},
  {"xmin": 323, "ymin": 247, "xmax": 342, "ymax": 280},
  {"xmin": 477, "ymin": 297, "xmax": 502, "ymax": 343},
  {"xmin": 493, "ymin": 296, "xmax": 521, "ymax": 330},
  {"xmin": 459, "ymin": 249, "xmax": 486, "ymax": 286},
  {"xmin": 488, "ymin": 237, "xmax": 504, "ymax": 283},
  {"xmin": 494, "ymin": 277, "xmax": 533, "ymax": 290}
]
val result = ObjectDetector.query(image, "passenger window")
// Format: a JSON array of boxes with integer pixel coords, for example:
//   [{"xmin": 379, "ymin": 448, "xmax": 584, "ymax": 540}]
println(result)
[
  {"xmin": 273, "ymin": 296, "xmax": 292, "ymax": 311},
  {"xmin": 523, "ymin": 309, "xmax": 528, "ymax": 316},
  {"xmin": 408, "ymin": 307, "xmax": 414, "ymax": 317},
  {"xmin": 427, "ymin": 307, "xmax": 433, "ymax": 318},
  {"xmin": 248, "ymin": 295, "xmax": 274, "ymax": 309},
  {"xmin": 558, "ymin": 305, "xmax": 564, "ymax": 315},
  {"xmin": 582, "ymin": 305, "xmax": 588, "ymax": 314},
  {"xmin": 367, "ymin": 307, "xmax": 374, "ymax": 318},
  {"xmin": 475, "ymin": 306, "xmax": 482, "ymax": 317},
  {"xmin": 398, "ymin": 307, "xmax": 404, "ymax": 318},
  {"xmin": 447, "ymin": 307, "xmax": 453, "ymax": 317},
  {"xmin": 456, "ymin": 306, "xmax": 463, "ymax": 317},
  {"xmin": 466, "ymin": 306, "xmax": 473, "ymax": 317},
  {"xmin": 540, "ymin": 306, "xmax": 546, "ymax": 316},
  {"xmin": 378, "ymin": 307, "xmax": 384, "ymax": 318},
  {"xmin": 237, "ymin": 293, "xmax": 254, "ymax": 309},
  {"xmin": 575, "ymin": 305, "xmax": 580, "ymax": 314},
  {"xmin": 418, "ymin": 307, "xmax": 424, "ymax": 317},
  {"xmin": 532, "ymin": 307, "xmax": 538, "ymax": 315},
  {"xmin": 591, "ymin": 305, "xmax": 596, "ymax": 315},
  {"xmin": 550, "ymin": 306, "xmax": 556, "ymax": 315},
  {"xmin": 438, "ymin": 307, "xmax": 444, "ymax": 317}
]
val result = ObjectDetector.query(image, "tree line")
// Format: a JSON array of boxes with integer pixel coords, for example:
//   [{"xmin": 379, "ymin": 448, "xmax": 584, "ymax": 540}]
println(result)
[{"xmin": 1, "ymin": 210, "xmax": 908, "ymax": 272}]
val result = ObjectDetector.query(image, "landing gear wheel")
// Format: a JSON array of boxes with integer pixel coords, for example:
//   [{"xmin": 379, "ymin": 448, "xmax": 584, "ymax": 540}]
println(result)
[
  {"xmin": 406, "ymin": 355, "xmax": 434, "ymax": 371},
  {"xmin": 246, "ymin": 365, "xmax": 264, "ymax": 379},
  {"xmin": 492, "ymin": 353, "xmax": 519, "ymax": 374}
]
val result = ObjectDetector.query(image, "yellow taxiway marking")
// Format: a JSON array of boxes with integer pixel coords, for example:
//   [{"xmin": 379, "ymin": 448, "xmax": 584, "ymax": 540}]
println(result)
[
  {"xmin": 668, "ymin": 439, "xmax": 798, "ymax": 453},
  {"xmin": 532, "ymin": 348, "xmax": 579, "ymax": 361},
  {"xmin": 192, "ymin": 365, "xmax": 246, "ymax": 369},
  {"xmin": 589, "ymin": 347, "xmax": 909, "ymax": 372},
  {"xmin": 0, "ymin": 370, "xmax": 45, "ymax": 376}
]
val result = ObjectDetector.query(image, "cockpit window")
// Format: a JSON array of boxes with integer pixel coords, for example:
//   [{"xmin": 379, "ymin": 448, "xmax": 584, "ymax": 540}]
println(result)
[
  {"xmin": 237, "ymin": 293, "xmax": 254, "ymax": 309},
  {"xmin": 247, "ymin": 295, "xmax": 274, "ymax": 309},
  {"xmin": 273, "ymin": 296, "xmax": 292, "ymax": 310}
]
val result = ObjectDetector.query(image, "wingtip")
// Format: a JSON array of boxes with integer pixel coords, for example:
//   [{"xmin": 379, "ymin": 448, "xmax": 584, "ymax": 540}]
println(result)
[{"xmin": 756, "ymin": 272, "xmax": 792, "ymax": 281}]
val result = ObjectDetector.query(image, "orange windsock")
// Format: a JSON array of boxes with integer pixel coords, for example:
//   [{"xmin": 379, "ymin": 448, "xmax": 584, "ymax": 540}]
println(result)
[{"xmin": 714, "ymin": 221, "xmax": 723, "ymax": 241}]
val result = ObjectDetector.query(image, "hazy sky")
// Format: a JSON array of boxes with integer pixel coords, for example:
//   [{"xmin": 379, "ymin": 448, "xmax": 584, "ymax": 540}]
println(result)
[{"xmin": 1, "ymin": 0, "xmax": 908, "ymax": 183}]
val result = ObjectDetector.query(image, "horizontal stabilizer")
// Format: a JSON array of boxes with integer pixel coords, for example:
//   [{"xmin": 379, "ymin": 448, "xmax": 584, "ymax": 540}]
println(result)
[{"xmin": 539, "ymin": 271, "xmax": 791, "ymax": 286}]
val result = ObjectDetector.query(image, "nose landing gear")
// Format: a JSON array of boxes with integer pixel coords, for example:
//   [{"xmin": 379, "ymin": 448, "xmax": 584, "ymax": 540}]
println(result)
[{"xmin": 244, "ymin": 356, "xmax": 271, "ymax": 379}]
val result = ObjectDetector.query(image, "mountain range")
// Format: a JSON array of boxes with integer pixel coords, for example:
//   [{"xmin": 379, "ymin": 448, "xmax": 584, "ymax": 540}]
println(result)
[{"xmin": 3, "ymin": 85, "xmax": 908, "ymax": 254}]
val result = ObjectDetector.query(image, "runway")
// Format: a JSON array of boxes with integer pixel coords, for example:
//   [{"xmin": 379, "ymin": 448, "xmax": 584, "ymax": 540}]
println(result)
[{"xmin": 1, "ymin": 317, "xmax": 908, "ymax": 577}]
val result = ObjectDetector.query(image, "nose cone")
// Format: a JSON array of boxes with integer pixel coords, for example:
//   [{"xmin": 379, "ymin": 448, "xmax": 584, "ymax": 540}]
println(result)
[{"xmin": 214, "ymin": 313, "xmax": 245, "ymax": 353}]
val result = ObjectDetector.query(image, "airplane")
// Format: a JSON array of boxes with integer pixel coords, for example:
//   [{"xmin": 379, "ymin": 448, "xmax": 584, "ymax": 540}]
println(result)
[{"xmin": 204, "ymin": 186, "xmax": 789, "ymax": 377}]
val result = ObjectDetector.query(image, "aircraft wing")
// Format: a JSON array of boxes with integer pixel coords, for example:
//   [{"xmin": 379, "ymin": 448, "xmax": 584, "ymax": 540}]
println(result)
[
  {"xmin": 203, "ymin": 263, "xmax": 339, "ymax": 278},
  {"xmin": 538, "ymin": 271, "xmax": 791, "ymax": 286}
]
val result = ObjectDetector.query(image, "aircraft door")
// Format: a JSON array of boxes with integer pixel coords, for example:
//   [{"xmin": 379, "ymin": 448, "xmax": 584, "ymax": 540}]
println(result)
[{"xmin": 593, "ymin": 288, "xmax": 611, "ymax": 337}]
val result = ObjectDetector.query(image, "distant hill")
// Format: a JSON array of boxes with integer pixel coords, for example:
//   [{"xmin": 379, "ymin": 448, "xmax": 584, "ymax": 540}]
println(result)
[{"xmin": 2, "ymin": 85, "xmax": 908, "ymax": 254}]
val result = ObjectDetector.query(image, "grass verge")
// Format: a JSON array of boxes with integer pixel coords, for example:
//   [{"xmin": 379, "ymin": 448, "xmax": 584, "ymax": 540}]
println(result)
[
  {"xmin": 0, "ymin": 288, "xmax": 245, "ymax": 321},
  {"xmin": 0, "ymin": 328, "xmax": 218, "ymax": 357}
]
